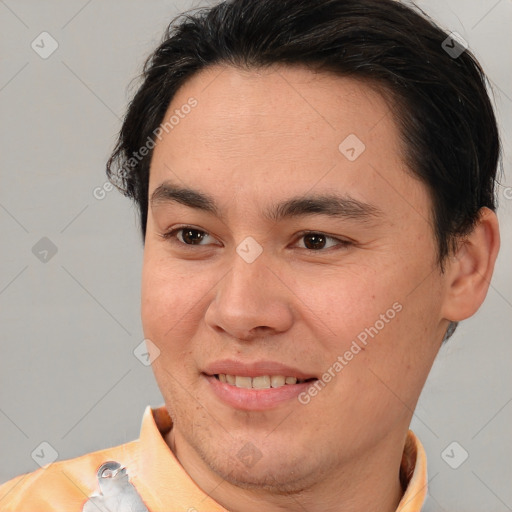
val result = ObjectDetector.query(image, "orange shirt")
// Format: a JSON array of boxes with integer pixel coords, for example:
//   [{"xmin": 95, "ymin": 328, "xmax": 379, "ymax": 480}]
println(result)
[{"xmin": 0, "ymin": 405, "xmax": 427, "ymax": 511}]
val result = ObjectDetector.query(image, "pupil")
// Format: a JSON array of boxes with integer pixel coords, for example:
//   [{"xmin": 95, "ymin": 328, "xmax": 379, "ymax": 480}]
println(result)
[
  {"xmin": 183, "ymin": 229, "xmax": 204, "ymax": 244},
  {"xmin": 304, "ymin": 233, "xmax": 325, "ymax": 250}
]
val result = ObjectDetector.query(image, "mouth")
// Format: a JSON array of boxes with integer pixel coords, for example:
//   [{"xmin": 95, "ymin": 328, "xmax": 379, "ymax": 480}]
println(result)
[
  {"xmin": 203, "ymin": 372, "xmax": 319, "ymax": 410},
  {"xmin": 201, "ymin": 359, "xmax": 319, "ymax": 410},
  {"xmin": 213, "ymin": 373, "xmax": 317, "ymax": 389}
]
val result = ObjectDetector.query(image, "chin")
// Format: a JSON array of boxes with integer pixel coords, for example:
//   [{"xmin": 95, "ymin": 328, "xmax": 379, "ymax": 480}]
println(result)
[
  {"xmin": 200, "ymin": 441, "xmax": 322, "ymax": 494},
  {"xmin": 212, "ymin": 462, "xmax": 316, "ymax": 494}
]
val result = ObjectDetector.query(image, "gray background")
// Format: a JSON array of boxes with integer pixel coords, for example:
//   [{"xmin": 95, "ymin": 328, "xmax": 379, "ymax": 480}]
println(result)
[{"xmin": 0, "ymin": 1, "xmax": 510, "ymax": 510}]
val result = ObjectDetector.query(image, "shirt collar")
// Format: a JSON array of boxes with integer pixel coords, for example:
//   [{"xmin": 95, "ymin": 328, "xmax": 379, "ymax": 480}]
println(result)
[
  {"xmin": 132, "ymin": 405, "xmax": 427, "ymax": 511},
  {"xmin": 396, "ymin": 430, "xmax": 428, "ymax": 510}
]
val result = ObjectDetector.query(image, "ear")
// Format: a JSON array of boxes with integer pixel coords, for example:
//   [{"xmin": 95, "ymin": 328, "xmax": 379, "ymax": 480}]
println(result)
[{"xmin": 441, "ymin": 207, "xmax": 500, "ymax": 322}]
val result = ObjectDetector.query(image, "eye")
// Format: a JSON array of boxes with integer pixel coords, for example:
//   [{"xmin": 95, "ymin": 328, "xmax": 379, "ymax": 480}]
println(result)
[
  {"xmin": 295, "ymin": 231, "xmax": 351, "ymax": 251},
  {"xmin": 160, "ymin": 226, "xmax": 351, "ymax": 252},
  {"xmin": 160, "ymin": 226, "xmax": 216, "ymax": 246}
]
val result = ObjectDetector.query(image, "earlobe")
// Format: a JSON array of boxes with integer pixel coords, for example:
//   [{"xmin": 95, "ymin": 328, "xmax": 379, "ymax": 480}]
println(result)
[{"xmin": 441, "ymin": 207, "xmax": 500, "ymax": 322}]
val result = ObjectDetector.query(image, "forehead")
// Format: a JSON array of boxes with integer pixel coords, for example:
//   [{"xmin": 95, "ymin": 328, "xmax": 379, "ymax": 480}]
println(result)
[
  {"xmin": 149, "ymin": 64, "xmax": 429, "ymax": 225},
  {"xmin": 157, "ymin": 64, "xmax": 393, "ymax": 155}
]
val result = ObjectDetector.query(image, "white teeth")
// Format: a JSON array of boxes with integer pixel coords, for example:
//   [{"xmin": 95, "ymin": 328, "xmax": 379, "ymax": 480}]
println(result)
[
  {"xmin": 235, "ymin": 376, "xmax": 252, "ymax": 388},
  {"xmin": 252, "ymin": 375, "xmax": 271, "ymax": 389},
  {"xmin": 216, "ymin": 374, "xmax": 308, "ymax": 389},
  {"xmin": 270, "ymin": 375, "xmax": 285, "ymax": 388}
]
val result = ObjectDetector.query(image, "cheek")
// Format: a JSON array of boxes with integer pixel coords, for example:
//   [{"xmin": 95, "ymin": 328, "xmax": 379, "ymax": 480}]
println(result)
[
  {"xmin": 287, "ymin": 263, "xmax": 386, "ymax": 346},
  {"xmin": 291, "ymin": 260, "xmax": 437, "ymax": 396},
  {"xmin": 140, "ymin": 252, "xmax": 210, "ymax": 345},
  {"xmin": 140, "ymin": 253, "xmax": 212, "ymax": 397}
]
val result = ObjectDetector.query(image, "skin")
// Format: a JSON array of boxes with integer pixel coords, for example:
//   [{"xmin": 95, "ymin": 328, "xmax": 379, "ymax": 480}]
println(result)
[{"xmin": 141, "ymin": 65, "xmax": 500, "ymax": 512}]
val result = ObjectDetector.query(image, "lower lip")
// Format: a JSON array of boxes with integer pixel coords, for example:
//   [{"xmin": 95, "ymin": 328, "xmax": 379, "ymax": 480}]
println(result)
[{"xmin": 203, "ymin": 374, "xmax": 317, "ymax": 411}]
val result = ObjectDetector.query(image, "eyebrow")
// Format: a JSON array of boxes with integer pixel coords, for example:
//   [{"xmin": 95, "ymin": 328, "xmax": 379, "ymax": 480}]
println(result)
[{"xmin": 150, "ymin": 181, "xmax": 383, "ymax": 223}]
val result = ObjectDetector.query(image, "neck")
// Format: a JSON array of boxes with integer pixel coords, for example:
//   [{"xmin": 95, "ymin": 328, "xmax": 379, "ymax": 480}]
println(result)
[{"xmin": 165, "ymin": 428, "xmax": 407, "ymax": 512}]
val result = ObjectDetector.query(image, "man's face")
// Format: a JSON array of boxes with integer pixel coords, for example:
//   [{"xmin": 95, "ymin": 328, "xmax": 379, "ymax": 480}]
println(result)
[{"xmin": 141, "ymin": 65, "xmax": 448, "ymax": 490}]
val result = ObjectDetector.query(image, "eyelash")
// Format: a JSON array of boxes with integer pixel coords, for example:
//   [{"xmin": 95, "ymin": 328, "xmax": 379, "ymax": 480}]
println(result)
[{"xmin": 159, "ymin": 226, "xmax": 352, "ymax": 252}]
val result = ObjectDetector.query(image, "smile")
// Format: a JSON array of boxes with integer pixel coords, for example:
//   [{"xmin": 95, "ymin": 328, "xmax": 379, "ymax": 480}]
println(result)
[
  {"xmin": 204, "ymin": 373, "xmax": 319, "ymax": 411},
  {"xmin": 215, "ymin": 374, "xmax": 315, "ymax": 389}
]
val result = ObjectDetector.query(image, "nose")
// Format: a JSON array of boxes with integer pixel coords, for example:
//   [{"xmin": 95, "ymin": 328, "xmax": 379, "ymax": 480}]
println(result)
[{"xmin": 204, "ymin": 251, "xmax": 294, "ymax": 341}]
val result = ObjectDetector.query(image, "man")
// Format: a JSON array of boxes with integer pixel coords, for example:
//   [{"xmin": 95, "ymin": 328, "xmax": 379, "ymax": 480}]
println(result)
[{"xmin": 0, "ymin": 0, "xmax": 501, "ymax": 511}]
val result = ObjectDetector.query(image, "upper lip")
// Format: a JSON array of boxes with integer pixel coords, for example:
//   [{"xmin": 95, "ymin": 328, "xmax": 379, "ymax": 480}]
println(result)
[{"xmin": 203, "ymin": 359, "xmax": 318, "ymax": 380}]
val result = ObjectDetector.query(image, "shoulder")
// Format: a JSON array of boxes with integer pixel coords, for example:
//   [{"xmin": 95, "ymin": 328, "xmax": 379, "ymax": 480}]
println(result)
[{"xmin": 0, "ymin": 439, "xmax": 139, "ymax": 512}]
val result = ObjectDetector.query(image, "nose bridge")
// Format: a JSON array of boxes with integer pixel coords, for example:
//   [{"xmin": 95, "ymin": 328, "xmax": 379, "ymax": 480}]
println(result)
[
  {"xmin": 206, "ymin": 245, "xmax": 294, "ymax": 338},
  {"xmin": 224, "ymin": 231, "xmax": 269, "ymax": 295},
  {"xmin": 223, "ymin": 247, "xmax": 273, "ymax": 311}
]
